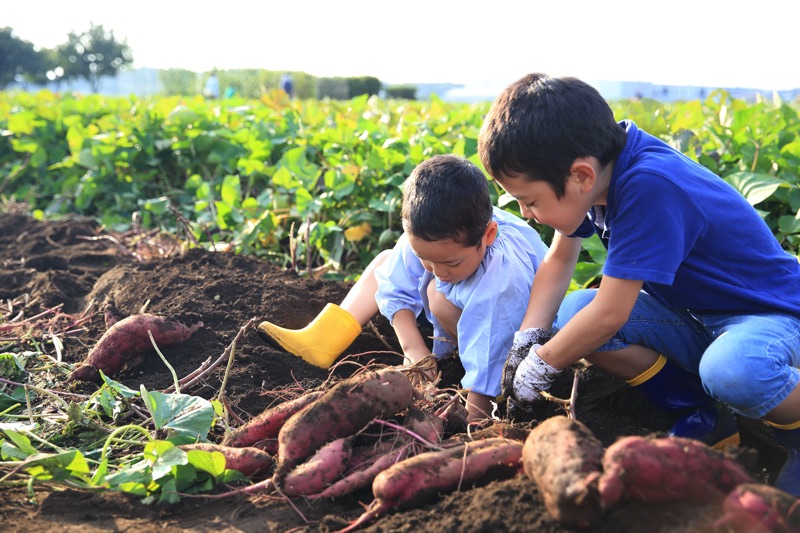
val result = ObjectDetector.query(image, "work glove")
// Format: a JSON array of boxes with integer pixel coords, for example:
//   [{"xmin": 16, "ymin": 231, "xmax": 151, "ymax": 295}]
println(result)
[
  {"xmin": 511, "ymin": 344, "xmax": 562, "ymax": 404},
  {"xmin": 506, "ymin": 396, "xmax": 537, "ymax": 421},
  {"xmin": 501, "ymin": 328, "xmax": 551, "ymax": 399}
]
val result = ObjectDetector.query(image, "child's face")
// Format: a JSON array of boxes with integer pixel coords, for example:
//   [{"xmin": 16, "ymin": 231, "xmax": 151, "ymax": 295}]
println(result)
[
  {"xmin": 407, "ymin": 226, "xmax": 495, "ymax": 284},
  {"xmin": 498, "ymin": 173, "xmax": 592, "ymax": 235}
]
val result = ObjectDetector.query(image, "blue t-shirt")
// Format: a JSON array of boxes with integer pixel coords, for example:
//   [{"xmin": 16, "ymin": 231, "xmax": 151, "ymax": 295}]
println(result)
[
  {"xmin": 375, "ymin": 207, "xmax": 549, "ymax": 396},
  {"xmin": 571, "ymin": 120, "xmax": 800, "ymax": 315}
]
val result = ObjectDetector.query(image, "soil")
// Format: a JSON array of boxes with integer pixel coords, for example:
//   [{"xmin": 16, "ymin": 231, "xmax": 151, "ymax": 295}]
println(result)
[{"xmin": 0, "ymin": 211, "xmax": 790, "ymax": 533}]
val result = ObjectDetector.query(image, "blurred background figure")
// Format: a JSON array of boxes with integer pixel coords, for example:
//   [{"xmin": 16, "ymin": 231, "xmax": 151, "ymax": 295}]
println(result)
[
  {"xmin": 280, "ymin": 72, "xmax": 294, "ymax": 98},
  {"xmin": 203, "ymin": 69, "xmax": 220, "ymax": 99}
]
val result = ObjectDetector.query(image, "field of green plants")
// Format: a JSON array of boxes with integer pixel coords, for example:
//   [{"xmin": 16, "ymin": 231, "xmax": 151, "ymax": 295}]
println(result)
[
  {"xmin": 1, "ymin": 88, "xmax": 800, "ymax": 517},
  {"xmin": 2, "ymin": 88, "xmax": 800, "ymax": 288}
]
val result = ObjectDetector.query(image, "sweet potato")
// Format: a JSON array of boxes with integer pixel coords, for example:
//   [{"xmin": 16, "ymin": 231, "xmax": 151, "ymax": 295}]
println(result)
[
  {"xmin": 713, "ymin": 483, "xmax": 800, "ymax": 533},
  {"xmin": 403, "ymin": 406, "xmax": 444, "ymax": 444},
  {"xmin": 310, "ymin": 445, "xmax": 409, "ymax": 500},
  {"xmin": 341, "ymin": 437, "xmax": 523, "ymax": 531},
  {"xmin": 69, "ymin": 313, "xmax": 203, "ymax": 383},
  {"xmin": 272, "ymin": 367, "xmax": 414, "ymax": 485},
  {"xmin": 179, "ymin": 443, "xmax": 274, "ymax": 477},
  {"xmin": 373, "ymin": 437, "xmax": 522, "ymax": 508},
  {"xmin": 598, "ymin": 435, "xmax": 755, "ymax": 509},
  {"xmin": 444, "ymin": 421, "xmax": 529, "ymax": 446},
  {"xmin": 281, "ymin": 436, "xmax": 354, "ymax": 497},
  {"xmin": 522, "ymin": 416, "xmax": 604, "ymax": 529},
  {"xmin": 221, "ymin": 391, "xmax": 324, "ymax": 453}
]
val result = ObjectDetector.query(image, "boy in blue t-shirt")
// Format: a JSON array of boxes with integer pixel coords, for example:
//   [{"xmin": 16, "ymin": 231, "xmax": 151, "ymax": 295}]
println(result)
[
  {"xmin": 258, "ymin": 154, "xmax": 549, "ymax": 422},
  {"xmin": 477, "ymin": 73, "xmax": 800, "ymax": 495}
]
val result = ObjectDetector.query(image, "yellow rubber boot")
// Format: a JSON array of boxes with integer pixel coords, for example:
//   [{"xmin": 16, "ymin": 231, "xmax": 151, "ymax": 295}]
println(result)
[{"xmin": 257, "ymin": 303, "xmax": 362, "ymax": 368}]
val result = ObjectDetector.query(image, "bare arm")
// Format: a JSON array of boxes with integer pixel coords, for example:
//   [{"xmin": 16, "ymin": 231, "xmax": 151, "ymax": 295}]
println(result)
[
  {"xmin": 537, "ymin": 275, "xmax": 643, "ymax": 369},
  {"xmin": 391, "ymin": 308, "xmax": 432, "ymax": 364},
  {"xmin": 520, "ymin": 232, "xmax": 583, "ymax": 331}
]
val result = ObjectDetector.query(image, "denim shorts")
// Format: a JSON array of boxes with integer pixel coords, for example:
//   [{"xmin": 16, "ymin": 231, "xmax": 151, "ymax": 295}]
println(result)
[{"xmin": 553, "ymin": 289, "xmax": 800, "ymax": 419}]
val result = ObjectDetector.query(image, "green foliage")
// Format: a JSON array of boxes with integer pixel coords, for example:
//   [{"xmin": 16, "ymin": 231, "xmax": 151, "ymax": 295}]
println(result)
[
  {"xmin": 159, "ymin": 69, "xmax": 198, "ymax": 96},
  {"xmin": 0, "ymin": 359, "xmax": 239, "ymax": 504},
  {"xmin": 55, "ymin": 22, "xmax": 133, "ymax": 93},
  {"xmin": 2, "ymin": 89, "xmax": 799, "ymax": 284},
  {"xmin": 0, "ymin": 27, "xmax": 47, "ymax": 88},
  {"xmin": 347, "ymin": 76, "xmax": 382, "ymax": 98},
  {"xmin": 384, "ymin": 85, "xmax": 418, "ymax": 100}
]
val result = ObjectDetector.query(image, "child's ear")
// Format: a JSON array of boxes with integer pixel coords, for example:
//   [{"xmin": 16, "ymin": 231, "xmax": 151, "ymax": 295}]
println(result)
[
  {"xmin": 484, "ymin": 221, "xmax": 499, "ymax": 246},
  {"xmin": 570, "ymin": 158, "xmax": 598, "ymax": 192}
]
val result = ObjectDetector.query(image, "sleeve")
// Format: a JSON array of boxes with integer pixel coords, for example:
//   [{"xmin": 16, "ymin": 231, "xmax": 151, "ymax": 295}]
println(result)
[
  {"xmin": 374, "ymin": 234, "xmax": 428, "ymax": 323},
  {"xmin": 443, "ymin": 236, "xmax": 538, "ymax": 397},
  {"xmin": 604, "ymin": 174, "xmax": 704, "ymax": 285}
]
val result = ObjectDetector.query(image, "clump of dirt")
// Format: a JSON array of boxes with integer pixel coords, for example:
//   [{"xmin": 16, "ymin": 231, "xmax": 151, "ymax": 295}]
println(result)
[{"xmin": 0, "ymin": 212, "xmax": 787, "ymax": 532}]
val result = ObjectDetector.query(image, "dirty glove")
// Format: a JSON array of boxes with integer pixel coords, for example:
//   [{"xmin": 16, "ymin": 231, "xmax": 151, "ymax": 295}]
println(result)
[
  {"xmin": 506, "ymin": 396, "xmax": 537, "ymax": 421},
  {"xmin": 501, "ymin": 328, "xmax": 551, "ymax": 399},
  {"xmin": 511, "ymin": 344, "xmax": 562, "ymax": 404}
]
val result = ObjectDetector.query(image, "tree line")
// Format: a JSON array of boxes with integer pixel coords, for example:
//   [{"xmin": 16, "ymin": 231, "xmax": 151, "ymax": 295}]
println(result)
[
  {"xmin": 1, "ymin": 23, "xmax": 418, "ymax": 100},
  {"xmin": 1, "ymin": 23, "xmax": 133, "ymax": 93}
]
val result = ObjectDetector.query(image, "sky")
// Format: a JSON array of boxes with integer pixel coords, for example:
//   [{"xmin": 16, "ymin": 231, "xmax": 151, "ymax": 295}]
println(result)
[{"xmin": 4, "ymin": 0, "xmax": 800, "ymax": 91}]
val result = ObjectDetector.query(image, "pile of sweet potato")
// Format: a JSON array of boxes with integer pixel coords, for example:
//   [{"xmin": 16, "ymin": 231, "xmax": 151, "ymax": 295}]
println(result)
[
  {"xmin": 198, "ymin": 364, "xmax": 528, "ymax": 530},
  {"xmin": 196, "ymin": 363, "xmax": 799, "ymax": 532},
  {"xmin": 520, "ymin": 415, "xmax": 799, "ymax": 532}
]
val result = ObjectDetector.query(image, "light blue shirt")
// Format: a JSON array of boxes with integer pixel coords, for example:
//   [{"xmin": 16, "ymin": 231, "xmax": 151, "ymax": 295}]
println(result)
[{"xmin": 375, "ymin": 207, "xmax": 548, "ymax": 396}]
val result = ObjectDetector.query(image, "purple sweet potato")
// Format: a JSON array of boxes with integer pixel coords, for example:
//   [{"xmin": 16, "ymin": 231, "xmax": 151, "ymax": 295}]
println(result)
[
  {"xmin": 69, "ymin": 313, "xmax": 203, "ymax": 383},
  {"xmin": 341, "ymin": 437, "xmax": 523, "ymax": 531},
  {"xmin": 713, "ymin": 483, "xmax": 800, "ymax": 533},
  {"xmin": 444, "ymin": 421, "xmax": 530, "ymax": 446},
  {"xmin": 179, "ymin": 443, "xmax": 274, "ymax": 477},
  {"xmin": 522, "ymin": 416, "xmax": 604, "ymax": 529},
  {"xmin": 310, "ymin": 444, "xmax": 408, "ymax": 500},
  {"xmin": 403, "ymin": 406, "xmax": 444, "ymax": 444},
  {"xmin": 372, "ymin": 437, "xmax": 523, "ymax": 510},
  {"xmin": 272, "ymin": 367, "xmax": 414, "ymax": 485},
  {"xmin": 222, "ymin": 391, "xmax": 324, "ymax": 453},
  {"xmin": 598, "ymin": 435, "xmax": 755, "ymax": 509},
  {"xmin": 281, "ymin": 436, "xmax": 354, "ymax": 497}
]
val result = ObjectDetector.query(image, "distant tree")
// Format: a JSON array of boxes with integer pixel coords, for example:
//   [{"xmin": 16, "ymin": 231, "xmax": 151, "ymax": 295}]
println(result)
[
  {"xmin": 159, "ymin": 68, "xmax": 198, "ymax": 96},
  {"xmin": 56, "ymin": 22, "xmax": 133, "ymax": 93},
  {"xmin": 347, "ymin": 76, "xmax": 382, "ymax": 98},
  {"xmin": 0, "ymin": 27, "xmax": 47, "ymax": 89}
]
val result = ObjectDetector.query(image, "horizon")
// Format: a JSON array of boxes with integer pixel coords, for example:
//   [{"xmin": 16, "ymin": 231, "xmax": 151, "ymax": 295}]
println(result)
[{"xmin": 5, "ymin": 0, "xmax": 800, "ymax": 92}]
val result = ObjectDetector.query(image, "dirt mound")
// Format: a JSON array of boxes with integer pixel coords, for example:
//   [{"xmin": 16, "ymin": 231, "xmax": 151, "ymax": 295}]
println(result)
[{"xmin": 0, "ymin": 212, "xmax": 786, "ymax": 532}]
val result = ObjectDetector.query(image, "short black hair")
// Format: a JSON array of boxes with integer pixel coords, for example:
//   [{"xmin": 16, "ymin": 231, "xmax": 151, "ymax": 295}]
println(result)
[
  {"xmin": 402, "ymin": 155, "xmax": 493, "ymax": 247},
  {"xmin": 478, "ymin": 73, "xmax": 626, "ymax": 198}
]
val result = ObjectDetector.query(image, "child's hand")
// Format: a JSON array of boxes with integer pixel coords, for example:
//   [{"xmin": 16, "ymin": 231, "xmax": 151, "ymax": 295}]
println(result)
[
  {"xmin": 405, "ymin": 353, "xmax": 439, "ymax": 389},
  {"xmin": 502, "ymin": 328, "xmax": 551, "ymax": 398},
  {"xmin": 511, "ymin": 344, "xmax": 562, "ymax": 404}
]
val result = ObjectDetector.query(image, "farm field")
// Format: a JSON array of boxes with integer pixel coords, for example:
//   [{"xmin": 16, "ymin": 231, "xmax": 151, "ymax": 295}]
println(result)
[{"xmin": 0, "ymin": 211, "xmax": 788, "ymax": 533}]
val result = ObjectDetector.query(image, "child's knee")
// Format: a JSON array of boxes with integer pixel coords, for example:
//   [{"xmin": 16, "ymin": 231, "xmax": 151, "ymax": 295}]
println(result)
[
  {"xmin": 699, "ymin": 352, "xmax": 764, "ymax": 413},
  {"xmin": 554, "ymin": 289, "xmax": 597, "ymax": 329}
]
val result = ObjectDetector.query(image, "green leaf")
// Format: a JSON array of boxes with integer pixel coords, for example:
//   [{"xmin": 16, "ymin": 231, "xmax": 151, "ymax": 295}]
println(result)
[
  {"xmin": 22, "ymin": 450, "xmax": 91, "ymax": 480},
  {"xmin": 1, "ymin": 428, "xmax": 39, "ymax": 456},
  {"xmin": 139, "ymin": 388, "xmax": 214, "ymax": 440},
  {"xmin": 151, "ymin": 445, "xmax": 188, "ymax": 481},
  {"xmin": 724, "ymin": 172, "xmax": 786, "ymax": 206},
  {"xmin": 573, "ymin": 262, "xmax": 604, "ymax": 288},
  {"xmin": 220, "ymin": 174, "xmax": 242, "ymax": 206},
  {"xmin": 185, "ymin": 449, "xmax": 227, "ymax": 477},
  {"xmin": 581, "ymin": 234, "xmax": 608, "ymax": 264},
  {"xmin": 0, "ymin": 387, "xmax": 25, "ymax": 412},
  {"xmin": 271, "ymin": 166, "xmax": 301, "ymax": 190},
  {"xmin": 779, "ymin": 213, "xmax": 800, "ymax": 235},
  {"xmin": 295, "ymin": 187, "xmax": 322, "ymax": 217}
]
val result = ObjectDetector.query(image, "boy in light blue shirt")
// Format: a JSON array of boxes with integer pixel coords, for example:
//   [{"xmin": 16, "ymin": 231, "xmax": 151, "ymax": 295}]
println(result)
[{"xmin": 258, "ymin": 154, "xmax": 548, "ymax": 421}]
